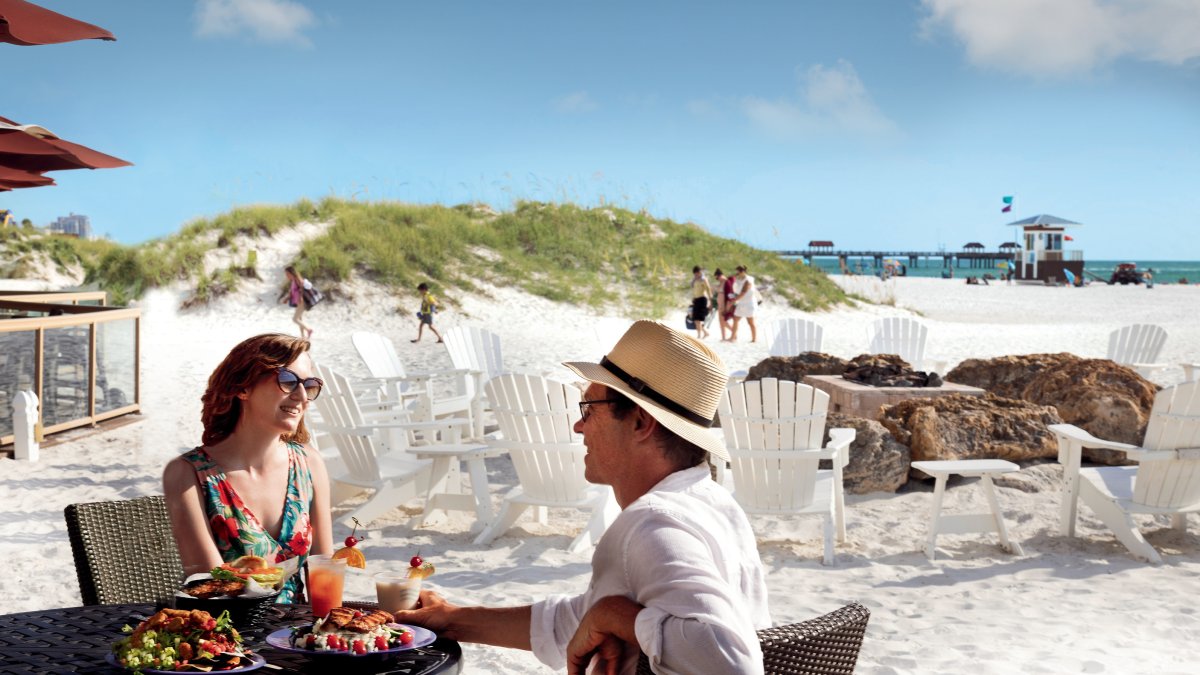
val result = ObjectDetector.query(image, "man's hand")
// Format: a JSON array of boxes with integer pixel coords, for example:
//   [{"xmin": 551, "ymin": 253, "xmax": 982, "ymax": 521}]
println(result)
[
  {"xmin": 565, "ymin": 595, "xmax": 643, "ymax": 675},
  {"xmin": 391, "ymin": 589, "xmax": 459, "ymax": 638}
]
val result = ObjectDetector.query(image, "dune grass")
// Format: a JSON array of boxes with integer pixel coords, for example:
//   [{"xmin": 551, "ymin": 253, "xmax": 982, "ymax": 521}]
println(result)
[{"xmin": 0, "ymin": 198, "xmax": 847, "ymax": 315}]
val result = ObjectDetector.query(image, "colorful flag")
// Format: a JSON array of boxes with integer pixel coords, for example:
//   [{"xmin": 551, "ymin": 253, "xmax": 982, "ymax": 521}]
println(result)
[
  {"xmin": 1064, "ymin": 235, "xmax": 1074, "ymax": 241},
  {"xmin": 1001, "ymin": 195, "xmax": 1013, "ymax": 213}
]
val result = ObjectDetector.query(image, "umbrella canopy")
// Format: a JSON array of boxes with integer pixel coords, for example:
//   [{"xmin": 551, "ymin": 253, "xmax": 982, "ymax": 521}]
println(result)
[
  {"xmin": 1004, "ymin": 214, "xmax": 1082, "ymax": 227},
  {"xmin": 0, "ymin": 116, "xmax": 131, "ymax": 178},
  {"xmin": 0, "ymin": 0, "xmax": 114, "ymax": 45},
  {"xmin": 0, "ymin": 164, "xmax": 55, "ymax": 189}
]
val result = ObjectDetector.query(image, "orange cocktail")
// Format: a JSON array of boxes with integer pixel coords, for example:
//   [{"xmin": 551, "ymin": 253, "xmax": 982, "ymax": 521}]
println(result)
[{"xmin": 307, "ymin": 555, "xmax": 347, "ymax": 618}]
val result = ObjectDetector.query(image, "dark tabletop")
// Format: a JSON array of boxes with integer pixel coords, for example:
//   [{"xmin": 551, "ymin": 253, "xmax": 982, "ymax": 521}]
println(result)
[{"xmin": 0, "ymin": 603, "xmax": 462, "ymax": 675}]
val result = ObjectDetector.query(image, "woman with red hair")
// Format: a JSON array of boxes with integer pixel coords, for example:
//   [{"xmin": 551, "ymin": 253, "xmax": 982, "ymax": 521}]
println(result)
[{"xmin": 163, "ymin": 333, "xmax": 333, "ymax": 602}]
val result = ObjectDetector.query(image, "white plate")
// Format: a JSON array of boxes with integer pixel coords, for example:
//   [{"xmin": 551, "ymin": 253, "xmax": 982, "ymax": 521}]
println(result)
[
  {"xmin": 265, "ymin": 623, "xmax": 436, "ymax": 656},
  {"xmin": 105, "ymin": 651, "xmax": 265, "ymax": 673}
]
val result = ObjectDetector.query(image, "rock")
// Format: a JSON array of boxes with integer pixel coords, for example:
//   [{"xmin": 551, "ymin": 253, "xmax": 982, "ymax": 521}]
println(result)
[
  {"xmin": 745, "ymin": 352, "xmax": 847, "ymax": 383},
  {"xmin": 878, "ymin": 393, "xmax": 1063, "ymax": 465},
  {"xmin": 823, "ymin": 413, "xmax": 910, "ymax": 494},
  {"xmin": 946, "ymin": 354, "xmax": 1158, "ymax": 464},
  {"xmin": 992, "ymin": 462, "xmax": 1062, "ymax": 493},
  {"xmin": 843, "ymin": 353, "xmax": 943, "ymax": 387}
]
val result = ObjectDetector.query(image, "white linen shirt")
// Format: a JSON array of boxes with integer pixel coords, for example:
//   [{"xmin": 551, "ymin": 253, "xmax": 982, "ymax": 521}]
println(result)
[{"xmin": 530, "ymin": 465, "xmax": 771, "ymax": 674}]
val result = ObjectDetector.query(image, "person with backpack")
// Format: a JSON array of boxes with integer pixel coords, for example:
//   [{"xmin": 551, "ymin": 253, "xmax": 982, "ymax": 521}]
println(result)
[
  {"xmin": 412, "ymin": 282, "xmax": 444, "ymax": 343},
  {"xmin": 278, "ymin": 266, "xmax": 314, "ymax": 340}
]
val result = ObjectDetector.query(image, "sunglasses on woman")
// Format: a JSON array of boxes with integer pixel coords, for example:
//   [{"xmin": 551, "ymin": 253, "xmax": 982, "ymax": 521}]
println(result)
[{"xmin": 275, "ymin": 368, "xmax": 323, "ymax": 400}]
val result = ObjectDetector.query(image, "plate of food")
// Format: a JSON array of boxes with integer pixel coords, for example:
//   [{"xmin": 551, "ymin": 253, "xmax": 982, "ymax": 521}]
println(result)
[
  {"xmin": 265, "ymin": 607, "xmax": 436, "ymax": 657},
  {"xmin": 109, "ymin": 607, "xmax": 263, "ymax": 673}
]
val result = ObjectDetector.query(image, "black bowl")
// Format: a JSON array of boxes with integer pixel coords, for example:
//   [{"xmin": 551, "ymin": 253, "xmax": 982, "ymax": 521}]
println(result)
[{"xmin": 174, "ymin": 590, "xmax": 280, "ymax": 630}]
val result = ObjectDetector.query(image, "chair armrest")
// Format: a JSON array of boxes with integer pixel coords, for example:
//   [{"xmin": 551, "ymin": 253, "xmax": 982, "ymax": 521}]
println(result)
[
  {"xmin": 408, "ymin": 368, "xmax": 474, "ymax": 378},
  {"xmin": 1047, "ymin": 423, "xmax": 1138, "ymax": 454},
  {"xmin": 825, "ymin": 428, "xmax": 855, "ymax": 469},
  {"xmin": 409, "ymin": 444, "xmax": 490, "ymax": 459}
]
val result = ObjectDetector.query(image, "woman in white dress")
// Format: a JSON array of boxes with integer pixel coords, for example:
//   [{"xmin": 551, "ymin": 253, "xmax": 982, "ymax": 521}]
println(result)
[{"xmin": 731, "ymin": 265, "xmax": 757, "ymax": 343}]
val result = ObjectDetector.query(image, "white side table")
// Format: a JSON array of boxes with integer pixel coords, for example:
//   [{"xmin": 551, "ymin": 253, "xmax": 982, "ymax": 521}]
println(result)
[{"xmin": 911, "ymin": 459, "xmax": 1024, "ymax": 560}]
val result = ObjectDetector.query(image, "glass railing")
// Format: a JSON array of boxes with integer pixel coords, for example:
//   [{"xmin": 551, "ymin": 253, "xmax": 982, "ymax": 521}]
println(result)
[{"xmin": 0, "ymin": 291, "xmax": 140, "ymax": 447}]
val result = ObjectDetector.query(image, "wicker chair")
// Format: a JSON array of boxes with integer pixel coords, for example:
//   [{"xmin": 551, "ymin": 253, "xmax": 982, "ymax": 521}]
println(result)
[
  {"xmin": 64, "ymin": 495, "xmax": 185, "ymax": 606},
  {"xmin": 635, "ymin": 602, "xmax": 871, "ymax": 675}
]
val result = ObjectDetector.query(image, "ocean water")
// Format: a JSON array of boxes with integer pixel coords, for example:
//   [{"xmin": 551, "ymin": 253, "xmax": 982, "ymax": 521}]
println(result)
[{"xmin": 797, "ymin": 258, "xmax": 1199, "ymax": 285}]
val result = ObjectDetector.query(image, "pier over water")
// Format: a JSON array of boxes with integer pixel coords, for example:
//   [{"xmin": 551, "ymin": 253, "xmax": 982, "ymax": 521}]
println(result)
[{"xmin": 776, "ymin": 247, "xmax": 1016, "ymax": 270}]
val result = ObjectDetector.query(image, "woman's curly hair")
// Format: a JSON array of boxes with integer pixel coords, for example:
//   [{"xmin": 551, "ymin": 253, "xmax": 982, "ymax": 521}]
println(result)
[{"xmin": 201, "ymin": 333, "xmax": 312, "ymax": 447}]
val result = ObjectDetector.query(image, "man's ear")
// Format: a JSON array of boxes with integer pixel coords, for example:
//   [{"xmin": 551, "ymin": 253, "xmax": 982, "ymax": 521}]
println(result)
[{"xmin": 632, "ymin": 407, "xmax": 659, "ymax": 438}]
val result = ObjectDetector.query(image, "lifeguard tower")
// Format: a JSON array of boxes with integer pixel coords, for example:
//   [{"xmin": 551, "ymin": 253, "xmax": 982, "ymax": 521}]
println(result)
[{"xmin": 1006, "ymin": 214, "xmax": 1084, "ymax": 284}]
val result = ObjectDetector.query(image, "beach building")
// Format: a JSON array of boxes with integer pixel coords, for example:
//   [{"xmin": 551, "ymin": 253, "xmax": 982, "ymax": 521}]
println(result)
[
  {"xmin": 1007, "ymin": 214, "xmax": 1084, "ymax": 284},
  {"xmin": 49, "ymin": 213, "xmax": 91, "ymax": 239}
]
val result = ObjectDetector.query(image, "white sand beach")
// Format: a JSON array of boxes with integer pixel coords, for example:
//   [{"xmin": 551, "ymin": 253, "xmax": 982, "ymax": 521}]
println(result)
[{"xmin": 3, "ymin": 240, "xmax": 1199, "ymax": 673}]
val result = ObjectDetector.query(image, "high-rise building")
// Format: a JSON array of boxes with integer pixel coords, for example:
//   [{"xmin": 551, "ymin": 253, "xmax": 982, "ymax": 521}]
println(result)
[{"xmin": 49, "ymin": 213, "xmax": 91, "ymax": 239}]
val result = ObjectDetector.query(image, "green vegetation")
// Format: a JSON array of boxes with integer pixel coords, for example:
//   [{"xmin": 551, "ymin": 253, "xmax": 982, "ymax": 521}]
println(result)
[{"xmin": 0, "ymin": 199, "xmax": 847, "ymax": 315}]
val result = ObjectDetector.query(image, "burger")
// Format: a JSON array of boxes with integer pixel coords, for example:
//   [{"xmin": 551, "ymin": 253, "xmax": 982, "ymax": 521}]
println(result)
[{"xmin": 212, "ymin": 555, "xmax": 286, "ymax": 588}]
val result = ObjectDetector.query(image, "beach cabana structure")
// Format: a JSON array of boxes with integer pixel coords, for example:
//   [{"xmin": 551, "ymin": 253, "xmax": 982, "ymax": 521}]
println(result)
[
  {"xmin": 477, "ymin": 373, "xmax": 618, "ymax": 553},
  {"xmin": 1050, "ymin": 380, "xmax": 1200, "ymax": 563},
  {"xmin": 1006, "ymin": 214, "xmax": 1084, "ymax": 284},
  {"xmin": 768, "ymin": 318, "xmax": 824, "ymax": 357},
  {"xmin": 718, "ymin": 378, "xmax": 855, "ymax": 565}
]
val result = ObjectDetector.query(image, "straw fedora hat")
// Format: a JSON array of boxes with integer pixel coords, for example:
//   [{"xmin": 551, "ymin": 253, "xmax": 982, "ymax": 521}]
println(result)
[{"xmin": 563, "ymin": 320, "xmax": 729, "ymax": 461}]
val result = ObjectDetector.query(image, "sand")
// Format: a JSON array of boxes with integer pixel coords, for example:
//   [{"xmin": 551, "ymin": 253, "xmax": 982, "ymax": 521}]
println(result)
[{"xmin": 2, "ymin": 241, "xmax": 1199, "ymax": 674}]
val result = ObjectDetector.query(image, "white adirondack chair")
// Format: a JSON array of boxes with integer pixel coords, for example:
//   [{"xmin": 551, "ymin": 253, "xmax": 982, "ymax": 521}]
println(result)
[
  {"xmin": 867, "ymin": 317, "xmax": 945, "ymax": 372},
  {"xmin": 718, "ymin": 377, "xmax": 855, "ymax": 565},
  {"xmin": 442, "ymin": 326, "xmax": 504, "ymax": 439},
  {"xmin": 313, "ymin": 365, "xmax": 492, "ymax": 529},
  {"xmin": 1050, "ymin": 380, "xmax": 1200, "ymax": 563},
  {"xmin": 351, "ymin": 331, "xmax": 475, "ymax": 430},
  {"xmin": 1106, "ymin": 324, "xmax": 1169, "ymax": 378},
  {"xmin": 769, "ymin": 318, "xmax": 824, "ymax": 357},
  {"xmin": 474, "ymin": 373, "xmax": 618, "ymax": 553}
]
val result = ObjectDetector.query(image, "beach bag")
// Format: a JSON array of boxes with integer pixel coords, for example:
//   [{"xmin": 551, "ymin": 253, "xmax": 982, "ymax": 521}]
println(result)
[
  {"xmin": 301, "ymin": 281, "xmax": 323, "ymax": 309},
  {"xmin": 684, "ymin": 306, "xmax": 695, "ymax": 331}
]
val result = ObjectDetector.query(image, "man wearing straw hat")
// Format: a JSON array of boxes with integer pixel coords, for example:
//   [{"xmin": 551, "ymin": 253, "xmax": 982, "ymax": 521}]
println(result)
[{"xmin": 395, "ymin": 320, "xmax": 770, "ymax": 674}]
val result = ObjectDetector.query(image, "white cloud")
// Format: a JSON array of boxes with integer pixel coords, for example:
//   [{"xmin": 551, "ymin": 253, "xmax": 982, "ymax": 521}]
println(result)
[
  {"xmin": 194, "ymin": 0, "xmax": 317, "ymax": 47},
  {"xmin": 554, "ymin": 91, "xmax": 598, "ymax": 114},
  {"xmin": 921, "ymin": 0, "xmax": 1200, "ymax": 76},
  {"xmin": 742, "ymin": 60, "xmax": 897, "ymax": 140}
]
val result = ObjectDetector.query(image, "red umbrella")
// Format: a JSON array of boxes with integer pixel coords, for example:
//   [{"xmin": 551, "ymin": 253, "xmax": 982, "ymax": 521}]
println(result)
[
  {"xmin": 0, "ymin": 164, "xmax": 55, "ymax": 188},
  {"xmin": 0, "ymin": 116, "xmax": 131, "ymax": 175},
  {"xmin": 0, "ymin": 0, "xmax": 114, "ymax": 45}
]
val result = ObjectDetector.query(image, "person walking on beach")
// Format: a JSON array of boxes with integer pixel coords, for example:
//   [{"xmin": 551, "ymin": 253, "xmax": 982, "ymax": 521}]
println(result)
[
  {"xmin": 721, "ymin": 267, "xmax": 738, "ymax": 341},
  {"xmin": 713, "ymin": 268, "xmax": 731, "ymax": 341},
  {"xmin": 689, "ymin": 265, "xmax": 712, "ymax": 340},
  {"xmin": 412, "ymin": 282, "xmax": 444, "ymax": 343},
  {"xmin": 163, "ymin": 333, "xmax": 333, "ymax": 603},
  {"xmin": 277, "ymin": 266, "xmax": 314, "ymax": 339},
  {"xmin": 393, "ymin": 320, "xmax": 771, "ymax": 674},
  {"xmin": 731, "ymin": 265, "xmax": 758, "ymax": 343}
]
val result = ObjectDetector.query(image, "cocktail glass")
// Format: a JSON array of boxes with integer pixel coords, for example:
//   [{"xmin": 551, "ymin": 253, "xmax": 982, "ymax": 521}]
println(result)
[
  {"xmin": 307, "ymin": 554, "xmax": 347, "ymax": 618},
  {"xmin": 374, "ymin": 572, "xmax": 421, "ymax": 613}
]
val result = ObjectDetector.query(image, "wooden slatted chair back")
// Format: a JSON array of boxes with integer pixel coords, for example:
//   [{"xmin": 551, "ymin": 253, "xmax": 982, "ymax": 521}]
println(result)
[
  {"xmin": 352, "ymin": 331, "xmax": 407, "ymax": 379},
  {"xmin": 867, "ymin": 317, "xmax": 928, "ymax": 368},
  {"xmin": 485, "ymin": 373, "xmax": 591, "ymax": 503},
  {"xmin": 1107, "ymin": 324, "xmax": 1168, "ymax": 366},
  {"xmin": 1133, "ymin": 381, "xmax": 1200, "ymax": 509},
  {"xmin": 443, "ymin": 326, "xmax": 503, "ymax": 382},
  {"xmin": 719, "ymin": 378, "xmax": 831, "ymax": 511},
  {"xmin": 769, "ymin": 318, "xmax": 824, "ymax": 357},
  {"xmin": 311, "ymin": 364, "xmax": 391, "ymax": 483}
]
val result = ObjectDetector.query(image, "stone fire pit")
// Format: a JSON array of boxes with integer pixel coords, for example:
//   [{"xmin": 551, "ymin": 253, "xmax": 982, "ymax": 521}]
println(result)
[{"xmin": 805, "ymin": 355, "xmax": 984, "ymax": 421}]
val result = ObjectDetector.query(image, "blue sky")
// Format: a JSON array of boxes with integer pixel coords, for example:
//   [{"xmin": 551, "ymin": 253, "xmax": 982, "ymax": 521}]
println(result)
[{"xmin": 3, "ymin": 0, "xmax": 1198, "ymax": 259}]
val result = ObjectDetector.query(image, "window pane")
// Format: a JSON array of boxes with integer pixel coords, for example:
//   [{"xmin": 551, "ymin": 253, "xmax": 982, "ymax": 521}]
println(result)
[
  {"xmin": 96, "ymin": 319, "xmax": 136, "ymax": 413},
  {"xmin": 0, "ymin": 329, "xmax": 37, "ymax": 439},
  {"xmin": 43, "ymin": 325, "xmax": 91, "ymax": 427}
]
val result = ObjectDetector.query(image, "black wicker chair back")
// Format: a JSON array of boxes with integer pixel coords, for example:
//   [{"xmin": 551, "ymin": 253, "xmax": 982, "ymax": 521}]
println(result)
[
  {"xmin": 635, "ymin": 602, "xmax": 870, "ymax": 674},
  {"xmin": 64, "ymin": 495, "xmax": 185, "ymax": 605}
]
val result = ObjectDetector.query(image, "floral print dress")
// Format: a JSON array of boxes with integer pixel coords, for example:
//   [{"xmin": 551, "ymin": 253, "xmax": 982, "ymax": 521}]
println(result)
[{"xmin": 183, "ymin": 442, "xmax": 314, "ymax": 603}]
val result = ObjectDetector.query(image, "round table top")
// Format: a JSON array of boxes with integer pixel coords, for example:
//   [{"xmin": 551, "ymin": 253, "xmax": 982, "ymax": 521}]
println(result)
[{"xmin": 0, "ymin": 602, "xmax": 462, "ymax": 674}]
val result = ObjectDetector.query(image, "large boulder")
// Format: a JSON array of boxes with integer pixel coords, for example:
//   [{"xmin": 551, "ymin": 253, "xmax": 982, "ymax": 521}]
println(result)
[
  {"xmin": 879, "ymin": 393, "xmax": 1063, "ymax": 465},
  {"xmin": 946, "ymin": 353, "xmax": 1158, "ymax": 464},
  {"xmin": 745, "ymin": 352, "xmax": 847, "ymax": 382},
  {"xmin": 824, "ymin": 412, "xmax": 910, "ymax": 494}
]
